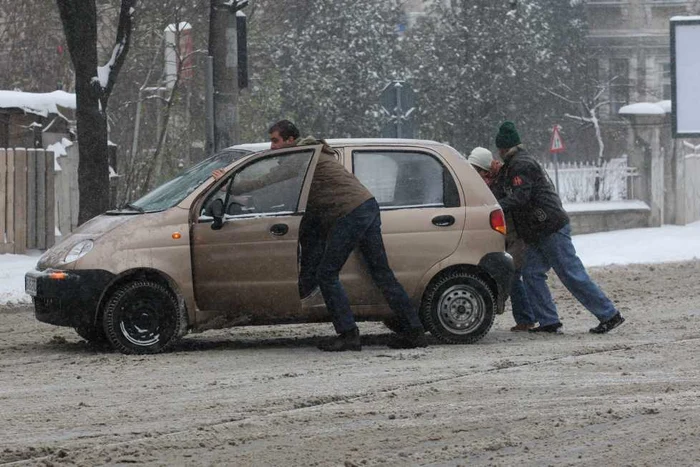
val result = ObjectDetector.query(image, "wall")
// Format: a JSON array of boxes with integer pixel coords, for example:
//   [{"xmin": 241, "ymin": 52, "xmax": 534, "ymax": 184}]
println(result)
[{"xmin": 567, "ymin": 205, "xmax": 650, "ymax": 235}]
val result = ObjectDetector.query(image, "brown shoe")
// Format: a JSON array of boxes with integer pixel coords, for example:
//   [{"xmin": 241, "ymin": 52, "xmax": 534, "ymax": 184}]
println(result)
[{"xmin": 510, "ymin": 323, "xmax": 535, "ymax": 332}]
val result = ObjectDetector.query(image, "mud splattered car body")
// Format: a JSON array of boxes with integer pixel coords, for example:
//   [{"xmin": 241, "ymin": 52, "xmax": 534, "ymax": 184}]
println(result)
[{"xmin": 26, "ymin": 139, "xmax": 513, "ymax": 354}]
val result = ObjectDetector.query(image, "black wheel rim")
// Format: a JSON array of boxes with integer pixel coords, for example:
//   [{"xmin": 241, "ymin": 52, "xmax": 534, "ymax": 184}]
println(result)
[
  {"xmin": 437, "ymin": 284, "xmax": 486, "ymax": 335},
  {"xmin": 116, "ymin": 289, "xmax": 174, "ymax": 347}
]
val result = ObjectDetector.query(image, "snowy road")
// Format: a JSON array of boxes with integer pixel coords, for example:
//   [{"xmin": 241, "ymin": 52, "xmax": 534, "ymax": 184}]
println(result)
[{"xmin": 1, "ymin": 260, "xmax": 699, "ymax": 466}]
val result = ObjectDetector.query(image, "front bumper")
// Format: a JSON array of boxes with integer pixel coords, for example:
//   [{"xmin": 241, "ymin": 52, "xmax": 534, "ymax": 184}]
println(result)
[
  {"xmin": 25, "ymin": 269, "xmax": 115, "ymax": 327},
  {"xmin": 478, "ymin": 252, "xmax": 515, "ymax": 314}
]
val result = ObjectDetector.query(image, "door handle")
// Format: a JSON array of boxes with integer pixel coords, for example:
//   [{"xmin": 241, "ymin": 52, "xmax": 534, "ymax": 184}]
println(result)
[
  {"xmin": 432, "ymin": 215, "xmax": 455, "ymax": 227},
  {"xmin": 270, "ymin": 223, "xmax": 289, "ymax": 236}
]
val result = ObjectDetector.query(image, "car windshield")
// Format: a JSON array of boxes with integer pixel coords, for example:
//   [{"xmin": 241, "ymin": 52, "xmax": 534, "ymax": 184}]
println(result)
[{"xmin": 124, "ymin": 149, "xmax": 253, "ymax": 212}]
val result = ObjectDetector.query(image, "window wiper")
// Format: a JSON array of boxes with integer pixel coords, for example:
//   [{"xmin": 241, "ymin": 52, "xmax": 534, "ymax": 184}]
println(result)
[{"xmin": 123, "ymin": 202, "xmax": 145, "ymax": 213}]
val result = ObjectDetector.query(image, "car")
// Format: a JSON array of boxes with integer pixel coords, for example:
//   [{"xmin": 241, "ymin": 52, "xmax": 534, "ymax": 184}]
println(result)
[{"xmin": 25, "ymin": 138, "xmax": 514, "ymax": 354}]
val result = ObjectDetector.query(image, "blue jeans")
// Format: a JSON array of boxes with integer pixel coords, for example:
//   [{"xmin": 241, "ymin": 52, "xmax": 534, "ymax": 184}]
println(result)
[
  {"xmin": 315, "ymin": 198, "xmax": 423, "ymax": 334},
  {"xmin": 522, "ymin": 224, "xmax": 617, "ymax": 327},
  {"xmin": 511, "ymin": 271, "xmax": 536, "ymax": 325}
]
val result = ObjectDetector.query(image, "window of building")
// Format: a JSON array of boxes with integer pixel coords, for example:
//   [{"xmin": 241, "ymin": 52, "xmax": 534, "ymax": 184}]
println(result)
[
  {"xmin": 609, "ymin": 58, "xmax": 630, "ymax": 114},
  {"xmin": 662, "ymin": 62, "xmax": 672, "ymax": 100}
]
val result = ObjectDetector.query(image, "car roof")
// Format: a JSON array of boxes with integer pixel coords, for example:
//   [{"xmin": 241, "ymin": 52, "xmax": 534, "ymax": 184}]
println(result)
[{"xmin": 227, "ymin": 138, "xmax": 452, "ymax": 153}]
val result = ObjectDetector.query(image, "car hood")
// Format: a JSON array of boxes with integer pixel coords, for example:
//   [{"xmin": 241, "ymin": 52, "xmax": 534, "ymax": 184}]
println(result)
[{"xmin": 37, "ymin": 214, "xmax": 137, "ymax": 270}]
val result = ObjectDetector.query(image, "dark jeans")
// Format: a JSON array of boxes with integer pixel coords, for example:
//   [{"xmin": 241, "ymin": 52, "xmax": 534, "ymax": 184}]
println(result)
[
  {"xmin": 312, "ymin": 198, "xmax": 423, "ymax": 334},
  {"xmin": 506, "ymin": 234, "xmax": 535, "ymax": 325},
  {"xmin": 522, "ymin": 224, "xmax": 618, "ymax": 327},
  {"xmin": 298, "ymin": 213, "xmax": 327, "ymax": 299},
  {"xmin": 510, "ymin": 272, "xmax": 535, "ymax": 325}
]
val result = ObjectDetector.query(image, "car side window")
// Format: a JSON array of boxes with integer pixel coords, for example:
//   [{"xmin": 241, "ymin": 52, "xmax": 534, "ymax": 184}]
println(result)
[
  {"xmin": 202, "ymin": 150, "xmax": 314, "ymax": 218},
  {"xmin": 353, "ymin": 150, "xmax": 460, "ymax": 209}
]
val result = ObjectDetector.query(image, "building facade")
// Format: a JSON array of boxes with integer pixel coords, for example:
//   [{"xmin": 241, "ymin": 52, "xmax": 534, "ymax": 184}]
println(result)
[{"xmin": 586, "ymin": 0, "xmax": 700, "ymax": 115}]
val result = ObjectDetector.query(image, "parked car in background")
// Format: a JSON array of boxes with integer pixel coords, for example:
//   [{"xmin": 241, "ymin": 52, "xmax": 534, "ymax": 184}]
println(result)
[{"xmin": 25, "ymin": 139, "xmax": 513, "ymax": 354}]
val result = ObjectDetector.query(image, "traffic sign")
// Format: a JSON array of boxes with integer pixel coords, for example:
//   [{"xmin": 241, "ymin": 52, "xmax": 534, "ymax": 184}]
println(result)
[
  {"xmin": 549, "ymin": 124, "xmax": 565, "ymax": 153},
  {"xmin": 380, "ymin": 80, "xmax": 415, "ymax": 138}
]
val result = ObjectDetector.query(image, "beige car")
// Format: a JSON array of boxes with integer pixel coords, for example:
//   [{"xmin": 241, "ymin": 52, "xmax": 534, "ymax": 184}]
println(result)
[{"xmin": 26, "ymin": 139, "xmax": 513, "ymax": 354}]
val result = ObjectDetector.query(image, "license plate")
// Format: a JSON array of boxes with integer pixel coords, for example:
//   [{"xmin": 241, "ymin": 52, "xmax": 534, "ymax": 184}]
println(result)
[{"xmin": 25, "ymin": 275, "xmax": 37, "ymax": 296}]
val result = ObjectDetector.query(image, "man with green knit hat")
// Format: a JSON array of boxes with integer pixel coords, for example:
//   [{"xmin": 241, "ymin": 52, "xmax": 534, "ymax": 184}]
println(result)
[{"xmin": 493, "ymin": 121, "xmax": 625, "ymax": 334}]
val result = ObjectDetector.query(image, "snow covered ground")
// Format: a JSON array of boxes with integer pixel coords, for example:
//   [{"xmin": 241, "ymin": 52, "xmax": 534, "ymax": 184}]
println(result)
[{"xmin": 1, "ymin": 221, "xmax": 699, "ymax": 306}]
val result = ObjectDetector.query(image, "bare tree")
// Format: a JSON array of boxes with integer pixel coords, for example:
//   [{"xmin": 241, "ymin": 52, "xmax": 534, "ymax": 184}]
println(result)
[
  {"xmin": 55, "ymin": 0, "xmax": 136, "ymax": 223},
  {"xmin": 547, "ymin": 78, "xmax": 619, "ymax": 201}
]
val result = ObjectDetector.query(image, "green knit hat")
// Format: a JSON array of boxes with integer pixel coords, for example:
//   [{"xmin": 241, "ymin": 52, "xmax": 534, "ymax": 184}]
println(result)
[{"xmin": 495, "ymin": 121, "xmax": 521, "ymax": 149}]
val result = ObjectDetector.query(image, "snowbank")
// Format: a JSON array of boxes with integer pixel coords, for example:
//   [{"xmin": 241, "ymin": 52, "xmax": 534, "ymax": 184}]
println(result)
[{"xmin": 0, "ymin": 90, "xmax": 76, "ymax": 117}]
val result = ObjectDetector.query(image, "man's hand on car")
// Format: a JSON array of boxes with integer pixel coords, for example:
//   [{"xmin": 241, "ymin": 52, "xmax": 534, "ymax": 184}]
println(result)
[{"xmin": 212, "ymin": 168, "xmax": 226, "ymax": 181}]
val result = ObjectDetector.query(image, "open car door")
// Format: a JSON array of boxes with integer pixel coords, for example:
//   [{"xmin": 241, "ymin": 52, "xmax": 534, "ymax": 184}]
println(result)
[{"xmin": 190, "ymin": 145, "xmax": 322, "ymax": 325}]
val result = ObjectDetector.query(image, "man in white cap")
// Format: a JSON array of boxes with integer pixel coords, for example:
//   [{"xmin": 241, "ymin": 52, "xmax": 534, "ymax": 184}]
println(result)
[{"xmin": 467, "ymin": 147, "xmax": 536, "ymax": 331}]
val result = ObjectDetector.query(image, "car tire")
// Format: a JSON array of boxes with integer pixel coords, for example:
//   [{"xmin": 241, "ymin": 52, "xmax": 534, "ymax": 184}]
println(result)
[
  {"xmin": 103, "ymin": 280, "xmax": 185, "ymax": 355},
  {"xmin": 420, "ymin": 271, "xmax": 495, "ymax": 344},
  {"xmin": 74, "ymin": 323, "xmax": 108, "ymax": 346}
]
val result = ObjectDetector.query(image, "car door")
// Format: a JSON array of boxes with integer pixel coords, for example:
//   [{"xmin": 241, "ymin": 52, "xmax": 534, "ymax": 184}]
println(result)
[
  {"xmin": 191, "ymin": 146, "xmax": 321, "ymax": 324},
  {"xmin": 342, "ymin": 147, "xmax": 466, "ymax": 306}
]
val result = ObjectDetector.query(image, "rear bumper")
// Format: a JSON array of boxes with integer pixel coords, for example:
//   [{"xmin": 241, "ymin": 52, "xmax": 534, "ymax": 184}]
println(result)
[
  {"xmin": 25, "ymin": 269, "xmax": 115, "ymax": 327},
  {"xmin": 478, "ymin": 252, "xmax": 515, "ymax": 314}
]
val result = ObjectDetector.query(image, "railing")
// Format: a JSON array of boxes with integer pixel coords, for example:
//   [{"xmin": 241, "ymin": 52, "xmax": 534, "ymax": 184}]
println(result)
[{"xmin": 544, "ymin": 156, "xmax": 639, "ymax": 203}]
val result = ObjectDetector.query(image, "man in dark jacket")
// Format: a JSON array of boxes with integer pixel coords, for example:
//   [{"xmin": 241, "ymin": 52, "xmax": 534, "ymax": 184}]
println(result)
[
  {"xmin": 467, "ymin": 147, "xmax": 536, "ymax": 331},
  {"xmin": 494, "ymin": 121, "xmax": 625, "ymax": 334}
]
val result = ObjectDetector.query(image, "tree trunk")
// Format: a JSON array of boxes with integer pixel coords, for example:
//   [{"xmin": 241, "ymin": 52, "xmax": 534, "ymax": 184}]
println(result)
[
  {"xmin": 56, "ymin": 0, "xmax": 109, "ymax": 224},
  {"xmin": 56, "ymin": 0, "xmax": 135, "ymax": 224}
]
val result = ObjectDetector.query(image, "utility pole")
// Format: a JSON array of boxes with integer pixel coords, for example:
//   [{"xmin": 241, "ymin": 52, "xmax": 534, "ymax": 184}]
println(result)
[{"xmin": 207, "ymin": 0, "xmax": 248, "ymax": 153}]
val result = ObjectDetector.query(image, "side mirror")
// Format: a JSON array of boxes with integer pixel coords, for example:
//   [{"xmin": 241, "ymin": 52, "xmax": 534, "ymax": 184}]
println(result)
[{"xmin": 210, "ymin": 198, "xmax": 225, "ymax": 230}]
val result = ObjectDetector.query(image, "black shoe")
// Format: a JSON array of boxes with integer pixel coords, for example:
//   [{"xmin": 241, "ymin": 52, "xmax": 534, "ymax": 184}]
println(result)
[
  {"xmin": 318, "ymin": 328, "xmax": 361, "ymax": 352},
  {"xmin": 589, "ymin": 313, "xmax": 625, "ymax": 334},
  {"xmin": 387, "ymin": 328, "xmax": 428, "ymax": 349},
  {"xmin": 528, "ymin": 322, "xmax": 563, "ymax": 334}
]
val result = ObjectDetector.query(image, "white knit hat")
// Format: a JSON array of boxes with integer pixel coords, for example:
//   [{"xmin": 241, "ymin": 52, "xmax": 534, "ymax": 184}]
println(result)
[{"xmin": 467, "ymin": 147, "xmax": 493, "ymax": 171}]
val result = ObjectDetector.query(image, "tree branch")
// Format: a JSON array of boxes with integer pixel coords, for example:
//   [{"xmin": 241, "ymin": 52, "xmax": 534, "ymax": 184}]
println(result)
[{"xmin": 101, "ymin": 0, "xmax": 137, "ymax": 104}]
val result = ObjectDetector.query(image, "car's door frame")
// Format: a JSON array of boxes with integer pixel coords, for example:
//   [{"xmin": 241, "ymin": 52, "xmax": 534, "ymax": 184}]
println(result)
[{"xmin": 188, "ymin": 145, "xmax": 323, "ymax": 328}]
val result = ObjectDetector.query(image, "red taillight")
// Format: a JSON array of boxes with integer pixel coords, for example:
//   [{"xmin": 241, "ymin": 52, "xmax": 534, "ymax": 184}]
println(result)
[{"xmin": 490, "ymin": 209, "xmax": 507, "ymax": 235}]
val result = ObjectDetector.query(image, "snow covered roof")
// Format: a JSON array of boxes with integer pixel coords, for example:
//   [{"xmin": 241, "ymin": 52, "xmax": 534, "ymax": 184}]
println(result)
[
  {"xmin": 618, "ymin": 102, "xmax": 670, "ymax": 116},
  {"xmin": 671, "ymin": 16, "xmax": 700, "ymax": 22},
  {"xmin": 657, "ymin": 100, "xmax": 672, "ymax": 113},
  {"xmin": 0, "ymin": 90, "xmax": 76, "ymax": 117}
]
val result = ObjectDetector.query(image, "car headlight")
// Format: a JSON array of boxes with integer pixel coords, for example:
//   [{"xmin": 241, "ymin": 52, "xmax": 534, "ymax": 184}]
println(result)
[{"xmin": 64, "ymin": 240, "xmax": 94, "ymax": 263}]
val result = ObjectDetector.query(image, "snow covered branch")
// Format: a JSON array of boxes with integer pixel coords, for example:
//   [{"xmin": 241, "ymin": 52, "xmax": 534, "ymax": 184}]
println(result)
[{"xmin": 99, "ymin": 0, "xmax": 137, "ymax": 105}]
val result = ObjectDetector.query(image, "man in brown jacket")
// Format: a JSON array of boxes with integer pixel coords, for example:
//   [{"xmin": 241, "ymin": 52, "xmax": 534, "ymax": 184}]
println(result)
[
  {"xmin": 216, "ymin": 121, "xmax": 428, "ymax": 351},
  {"xmin": 295, "ymin": 134, "xmax": 427, "ymax": 351}
]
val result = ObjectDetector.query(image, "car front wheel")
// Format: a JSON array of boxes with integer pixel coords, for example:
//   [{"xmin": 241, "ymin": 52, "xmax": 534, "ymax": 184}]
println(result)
[
  {"xmin": 74, "ymin": 323, "xmax": 108, "ymax": 346},
  {"xmin": 420, "ymin": 271, "xmax": 495, "ymax": 344},
  {"xmin": 103, "ymin": 280, "xmax": 185, "ymax": 354}
]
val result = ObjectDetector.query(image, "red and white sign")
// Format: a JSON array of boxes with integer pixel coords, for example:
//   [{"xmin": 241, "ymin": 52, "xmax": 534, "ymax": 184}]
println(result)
[{"xmin": 549, "ymin": 125, "xmax": 565, "ymax": 154}]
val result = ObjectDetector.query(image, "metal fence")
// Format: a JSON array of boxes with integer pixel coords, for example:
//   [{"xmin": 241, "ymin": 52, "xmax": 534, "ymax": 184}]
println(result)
[{"xmin": 544, "ymin": 156, "xmax": 639, "ymax": 203}]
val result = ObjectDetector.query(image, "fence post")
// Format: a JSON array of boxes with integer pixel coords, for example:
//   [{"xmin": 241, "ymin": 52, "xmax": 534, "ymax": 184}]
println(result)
[
  {"xmin": 26, "ymin": 148, "xmax": 37, "ymax": 249},
  {"xmin": 13, "ymin": 148, "xmax": 27, "ymax": 254},
  {"xmin": 45, "ymin": 149, "xmax": 55, "ymax": 248},
  {"xmin": 35, "ymin": 149, "xmax": 47, "ymax": 250},
  {"xmin": 0, "ymin": 149, "xmax": 7, "ymax": 254},
  {"xmin": 6, "ymin": 148, "xmax": 15, "ymax": 249}
]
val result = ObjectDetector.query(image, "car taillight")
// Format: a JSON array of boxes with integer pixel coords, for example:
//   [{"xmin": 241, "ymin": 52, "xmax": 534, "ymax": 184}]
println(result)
[{"xmin": 490, "ymin": 209, "xmax": 507, "ymax": 235}]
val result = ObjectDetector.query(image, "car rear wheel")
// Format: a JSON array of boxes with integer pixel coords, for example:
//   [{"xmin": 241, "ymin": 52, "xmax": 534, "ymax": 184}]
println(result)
[
  {"xmin": 103, "ymin": 280, "xmax": 185, "ymax": 355},
  {"xmin": 420, "ymin": 271, "xmax": 495, "ymax": 344}
]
